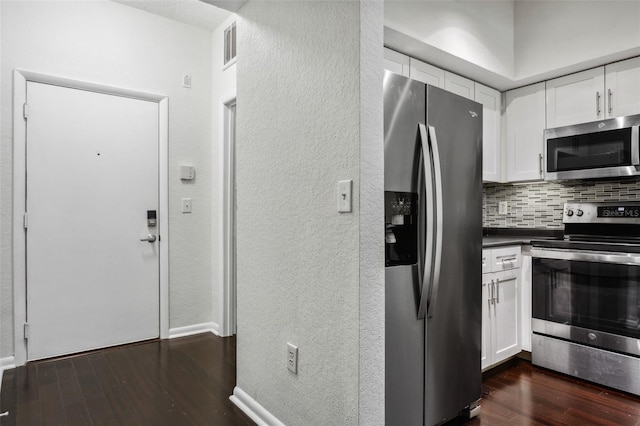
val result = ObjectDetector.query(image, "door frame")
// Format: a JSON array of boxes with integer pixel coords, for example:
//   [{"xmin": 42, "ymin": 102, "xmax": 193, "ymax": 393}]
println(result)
[
  {"xmin": 219, "ymin": 96, "xmax": 237, "ymax": 337},
  {"xmin": 12, "ymin": 69, "xmax": 170, "ymax": 365}
]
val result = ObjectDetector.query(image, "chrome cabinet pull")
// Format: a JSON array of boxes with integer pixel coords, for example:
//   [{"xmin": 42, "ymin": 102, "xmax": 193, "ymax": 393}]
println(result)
[
  {"xmin": 496, "ymin": 278, "xmax": 500, "ymax": 304},
  {"xmin": 539, "ymin": 153, "xmax": 543, "ymax": 176},
  {"xmin": 596, "ymin": 91, "xmax": 601, "ymax": 116},
  {"xmin": 608, "ymin": 89, "xmax": 613, "ymax": 114}
]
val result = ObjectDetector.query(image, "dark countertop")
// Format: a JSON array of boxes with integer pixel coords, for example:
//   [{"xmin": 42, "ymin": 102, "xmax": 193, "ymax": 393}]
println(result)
[{"xmin": 482, "ymin": 228, "xmax": 563, "ymax": 249}]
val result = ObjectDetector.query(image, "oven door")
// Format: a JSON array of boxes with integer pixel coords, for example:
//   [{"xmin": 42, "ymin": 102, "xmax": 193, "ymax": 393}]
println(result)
[{"xmin": 531, "ymin": 247, "xmax": 640, "ymax": 356}]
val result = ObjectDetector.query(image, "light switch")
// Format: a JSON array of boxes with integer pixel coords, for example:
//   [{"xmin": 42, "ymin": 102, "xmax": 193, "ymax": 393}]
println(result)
[
  {"xmin": 182, "ymin": 198, "xmax": 192, "ymax": 213},
  {"xmin": 338, "ymin": 180, "xmax": 352, "ymax": 213}
]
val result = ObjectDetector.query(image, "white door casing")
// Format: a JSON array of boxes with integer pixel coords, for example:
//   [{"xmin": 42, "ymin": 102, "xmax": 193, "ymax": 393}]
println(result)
[{"xmin": 13, "ymin": 70, "xmax": 169, "ymax": 365}]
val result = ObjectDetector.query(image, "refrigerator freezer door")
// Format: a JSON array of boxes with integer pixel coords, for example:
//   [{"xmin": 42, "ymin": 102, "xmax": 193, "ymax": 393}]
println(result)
[
  {"xmin": 424, "ymin": 86, "xmax": 483, "ymax": 426},
  {"xmin": 384, "ymin": 71, "xmax": 426, "ymax": 193},
  {"xmin": 385, "ymin": 265, "xmax": 424, "ymax": 426}
]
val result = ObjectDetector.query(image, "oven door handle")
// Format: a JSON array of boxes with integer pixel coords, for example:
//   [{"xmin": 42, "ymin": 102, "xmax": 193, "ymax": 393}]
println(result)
[{"xmin": 531, "ymin": 247, "xmax": 640, "ymax": 265}]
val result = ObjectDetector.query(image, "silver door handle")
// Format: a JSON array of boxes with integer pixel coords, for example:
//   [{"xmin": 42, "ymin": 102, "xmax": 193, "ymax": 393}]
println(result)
[
  {"xmin": 596, "ymin": 91, "xmax": 601, "ymax": 116},
  {"xmin": 608, "ymin": 89, "xmax": 612, "ymax": 114},
  {"xmin": 495, "ymin": 278, "xmax": 500, "ymax": 304},
  {"xmin": 140, "ymin": 234, "xmax": 157, "ymax": 243}
]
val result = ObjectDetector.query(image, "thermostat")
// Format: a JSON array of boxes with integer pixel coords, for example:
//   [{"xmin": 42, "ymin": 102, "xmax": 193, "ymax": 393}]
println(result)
[{"xmin": 180, "ymin": 165, "xmax": 195, "ymax": 180}]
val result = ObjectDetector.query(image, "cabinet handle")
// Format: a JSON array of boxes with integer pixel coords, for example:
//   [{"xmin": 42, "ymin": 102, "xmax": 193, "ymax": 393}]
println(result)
[
  {"xmin": 539, "ymin": 153, "xmax": 543, "ymax": 176},
  {"xmin": 596, "ymin": 91, "xmax": 601, "ymax": 116},
  {"xmin": 496, "ymin": 278, "xmax": 500, "ymax": 304},
  {"xmin": 608, "ymin": 89, "xmax": 613, "ymax": 114},
  {"xmin": 490, "ymin": 279, "xmax": 495, "ymax": 305}
]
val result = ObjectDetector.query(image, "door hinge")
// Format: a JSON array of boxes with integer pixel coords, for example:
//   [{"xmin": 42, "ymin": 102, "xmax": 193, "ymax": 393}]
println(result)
[
  {"xmin": 23, "ymin": 213, "xmax": 28, "ymax": 229},
  {"xmin": 23, "ymin": 103, "xmax": 29, "ymax": 120},
  {"xmin": 24, "ymin": 323, "xmax": 29, "ymax": 340}
]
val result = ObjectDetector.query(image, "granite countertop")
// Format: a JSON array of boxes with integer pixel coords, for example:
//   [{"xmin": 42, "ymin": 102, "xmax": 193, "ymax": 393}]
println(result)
[{"xmin": 482, "ymin": 228, "xmax": 563, "ymax": 248}]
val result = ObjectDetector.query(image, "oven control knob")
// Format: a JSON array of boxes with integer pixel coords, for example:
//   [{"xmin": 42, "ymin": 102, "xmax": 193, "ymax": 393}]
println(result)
[
  {"xmin": 576, "ymin": 209, "xmax": 584, "ymax": 217},
  {"xmin": 588, "ymin": 332, "xmax": 597, "ymax": 341},
  {"xmin": 566, "ymin": 209, "xmax": 574, "ymax": 217}
]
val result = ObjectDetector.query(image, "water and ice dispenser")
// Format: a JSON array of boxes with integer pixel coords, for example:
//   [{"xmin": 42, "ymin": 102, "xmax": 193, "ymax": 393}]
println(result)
[{"xmin": 385, "ymin": 191, "xmax": 418, "ymax": 267}]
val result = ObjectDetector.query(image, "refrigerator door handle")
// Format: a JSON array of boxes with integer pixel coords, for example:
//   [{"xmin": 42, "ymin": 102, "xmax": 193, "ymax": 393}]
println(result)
[
  {"xmin": 417, "ymin": 123, "xmax": 435, "ymax": 320},
  {"xmin": 426, "ymin": 125, "xmax": 443, "ymax": 319}
]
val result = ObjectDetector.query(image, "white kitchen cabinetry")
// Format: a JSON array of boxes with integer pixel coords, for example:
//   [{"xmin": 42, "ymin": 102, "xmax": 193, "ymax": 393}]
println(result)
[
  {"xmin": 546, "ymin": 67, "xmax": 605, "ymax": 128},
  {"xmin": 444, "ymin": 72, "xmax": 475, "ymax": 100},
  {"xmin": 482, "ymin": 246, "xmax": 522, "ymax": 370},
  {"xmin": 408, "ymin": 58, "xmax": 445, "ymax": 88},
  {"xmin": 546, "ymin": 58, "xmax": 640, "ymax": 128},
  {"xmin": 476, "ymin": 83, "xmax": 502, "ymax": 182},
  {"xmin": 383, "ymin": 47, "xmax": 410, "ymax": 77},
  {"xmin": 520, "ymin": 251, "xmax": 532, "ymax": 352},
  {"xmin": 505, "ymin": 83, "xmax": 546, "ymax": 182},
  {"xmin": 605, "ymin": 57, "xmax": 640, "ymax": 118}
]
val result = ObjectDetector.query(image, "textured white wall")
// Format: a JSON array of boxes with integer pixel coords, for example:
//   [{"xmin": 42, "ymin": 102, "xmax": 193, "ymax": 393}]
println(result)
[
  {"xmin": 235, "ymin": 1, "xmax": 383, "ymax": 424},
  {"xmin": 0, "ymin": 0, "xmax": 214, "ymax": 357},
  {"xmin": 384, "ymin": 1, "xmax": 515, "ymax": 79},
  {"xmin": 211, "ymin": 14, "xmax": 237, "ymax": 331},
  {"xmin": 358, "ymin": 3, "xmax": 385, "ymax": 424},
  {"xmin": 514, "ymin": 1, "xmax": 640, "ymax": 81}
]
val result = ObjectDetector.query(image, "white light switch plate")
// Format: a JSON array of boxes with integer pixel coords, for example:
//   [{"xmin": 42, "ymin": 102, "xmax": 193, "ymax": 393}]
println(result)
[
  {"xmin": 182, "ymin": 198, "xmax": 192, "ymax": 213},
  {"xmin": 338, "ymin": 180, "xmax": 352, "ymax": 213}
]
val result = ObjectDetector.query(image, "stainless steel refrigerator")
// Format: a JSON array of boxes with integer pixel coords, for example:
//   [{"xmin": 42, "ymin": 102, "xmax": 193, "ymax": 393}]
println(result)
[{"xmin": 384, "ymin": 71, "xmax": 482, "ymax": 426}]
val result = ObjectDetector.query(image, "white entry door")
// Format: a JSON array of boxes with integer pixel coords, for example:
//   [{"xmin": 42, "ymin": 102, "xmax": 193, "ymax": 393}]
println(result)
[{"xmin": 26, "ymin": 81, "xmax": 160, "ymax": 361}]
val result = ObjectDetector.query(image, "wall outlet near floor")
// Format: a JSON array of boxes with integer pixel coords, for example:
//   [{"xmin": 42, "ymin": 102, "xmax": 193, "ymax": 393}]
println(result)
[
  {"xmin": 499, "ymin": 201, "xmax": 508, "ymax": 215},
  {"xmin": 287, "ymin": 342, "xmax": 298, "ymax": 374}
]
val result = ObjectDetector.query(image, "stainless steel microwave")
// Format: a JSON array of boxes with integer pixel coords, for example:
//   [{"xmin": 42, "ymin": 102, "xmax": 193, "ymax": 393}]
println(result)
[{"xmin": 544, "ymin": 114, "xmax": 640, "ymax": 180}]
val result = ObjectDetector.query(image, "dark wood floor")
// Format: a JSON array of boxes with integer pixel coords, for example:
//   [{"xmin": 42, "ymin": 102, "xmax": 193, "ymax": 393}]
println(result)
[
  {"xmin": 0, "ymin": 334, "xmax": 254, "ymax": 426},
  {"xmin": 2, "ymin": 334, "xmax": 640, "ymax": 425}
]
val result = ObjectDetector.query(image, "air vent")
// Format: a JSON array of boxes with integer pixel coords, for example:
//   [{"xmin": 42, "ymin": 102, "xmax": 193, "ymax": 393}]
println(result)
[{"xmin": 224, "ymin": 21, "xmax": 236, "ymax": 67}]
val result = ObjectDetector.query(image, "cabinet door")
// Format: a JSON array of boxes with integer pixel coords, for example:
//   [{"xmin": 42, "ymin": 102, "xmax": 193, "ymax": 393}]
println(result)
[
  {"xmin": 505, "ymin": 83, "xmax": 546, "ymax": 182},
  {"xmin": 605, "ymin": 57, "xmax": 640, "ymax": 118},
  {"xmin": 409, "ymin": 58, "xmax": 445, "ymax": 88},
  {"xmin": 444, "ymin": 72, "xmax": 474, "ymax": 100},
  {"xmin": 384, "ymin": 47, "xmax": 410, "ymax": 77},
  {"xmin": 546, "ymin": 67, "xmax": 605, "ymax": 128},
  {"xmin": 492, "ymin": 271, "xmax": 520, "ymax": 364},
  {"xmin": 520, "ymin": 255, "xmax": 532, "ymax": 352},
  {"xmin": 476, "ymin": 83, "xmax": 502, "ymax": 182},
  {"xmin": 481, "ymin": 275, "xmax": 493, "ymax": 370}
]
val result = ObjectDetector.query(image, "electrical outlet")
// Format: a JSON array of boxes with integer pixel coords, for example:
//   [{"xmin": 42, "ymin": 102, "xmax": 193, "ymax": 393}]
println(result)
[
  {"xmin": 287, "ymin": 343, "xmax": 298, "ymax": 374},
  {"xmin": 499, "ymin": 201, "xmax": 508, "ymax": 215}
]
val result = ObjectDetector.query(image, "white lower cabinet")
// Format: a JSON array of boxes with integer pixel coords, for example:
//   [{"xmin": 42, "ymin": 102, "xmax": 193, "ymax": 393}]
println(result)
[{"xmin": 482, "ymin": 247, "xmax": 522, "ymax": 370}]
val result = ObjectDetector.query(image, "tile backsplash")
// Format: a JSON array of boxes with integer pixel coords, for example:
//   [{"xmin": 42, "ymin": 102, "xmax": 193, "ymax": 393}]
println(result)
[{"xmin": 483, "ymin": 179, "xmax": 640, "ymax": 229}]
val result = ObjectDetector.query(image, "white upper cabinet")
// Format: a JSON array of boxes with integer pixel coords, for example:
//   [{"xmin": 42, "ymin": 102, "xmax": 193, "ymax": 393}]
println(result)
[
  {"xmin": 605, "ymin": 57, "xmax": 640, "ymax": 118},
  {"xmin": 505, "ymin": 82, "xmax": 546, "ymax": 182},
  {"xmin": 475, "ymin": 83, "xmax": 502, "ymax": 182},
  {"xmin": 384, "ymin": 47, "xmax": 410, "ymax": 77},
  {"xmin": 546, "ymin": 67, "xmax": 605, "ymax": 128},
  {"xmin": 409, "ymin": 58, "xmax": 445, "ymax": 88},
  {"xmin": 445, "ymin": 72, "xmax": 475, "ymax": 100}
]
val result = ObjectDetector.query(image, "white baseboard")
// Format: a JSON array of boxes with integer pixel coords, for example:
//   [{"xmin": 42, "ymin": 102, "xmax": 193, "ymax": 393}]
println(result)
[
  {"xmin": 169, "ymin": 322, "xmax": 219, "ymax": 339},
  {"xmin": 0, "ymin": 356, "xmax": 16, "ymax": 392},
  {"xmin": 230, "ymin": 386, "xmax": 286, "ymax": 426}
]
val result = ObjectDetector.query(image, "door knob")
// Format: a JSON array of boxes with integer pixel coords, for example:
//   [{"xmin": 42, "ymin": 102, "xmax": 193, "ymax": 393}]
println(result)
[{"xmin": 140, "ymin": 234, "xmax": 157, "ymax": 243}]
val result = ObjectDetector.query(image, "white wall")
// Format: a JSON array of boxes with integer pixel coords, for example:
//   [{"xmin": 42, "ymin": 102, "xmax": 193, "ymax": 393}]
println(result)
[
  {"xmin": 514, "ymin": 1, "xmax": 640, "ymax": 82},
  {"xmin": 211, "ymin": 14, "xmax": 237, "ymax": 334},
  {"xmin": 0, "ymin": 0, "xmax": 214, "ymax": 357},
  {"xmin": 235, "ymin": 1, "xmax": 383, "ymax": 424},
  {"xmin": 384, "ymin": 1, "xmax": 515, "ymax": 80}
]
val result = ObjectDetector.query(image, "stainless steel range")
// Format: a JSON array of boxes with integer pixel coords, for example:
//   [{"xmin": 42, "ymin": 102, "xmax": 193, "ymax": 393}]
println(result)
[{"xmin": 530, "ymin": 202, "xmax": 640, "ymax": 396}]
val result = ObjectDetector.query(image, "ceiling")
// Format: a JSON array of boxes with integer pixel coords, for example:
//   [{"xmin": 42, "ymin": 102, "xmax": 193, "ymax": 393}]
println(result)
[{"xmin": 111, "ymin": 0, "xmax": 233, "ymax": 31}]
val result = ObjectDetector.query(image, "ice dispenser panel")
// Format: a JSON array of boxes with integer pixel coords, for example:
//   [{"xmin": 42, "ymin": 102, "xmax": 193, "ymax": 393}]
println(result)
[{"xmin": 385, "ymin": 191, "xmax": 418, "ymax": 267}]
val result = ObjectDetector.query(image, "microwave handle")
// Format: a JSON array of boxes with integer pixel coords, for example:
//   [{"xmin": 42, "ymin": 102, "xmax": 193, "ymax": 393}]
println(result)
[{"xmin": 632, "ymin": 126, "xmax": 639, "ymax": 166}]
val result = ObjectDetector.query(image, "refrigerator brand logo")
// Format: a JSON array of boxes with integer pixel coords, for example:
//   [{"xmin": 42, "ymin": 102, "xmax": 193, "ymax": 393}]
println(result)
[{"xmin": 469, "ymin": 111, "xmax": 478, "ymax": 118}]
